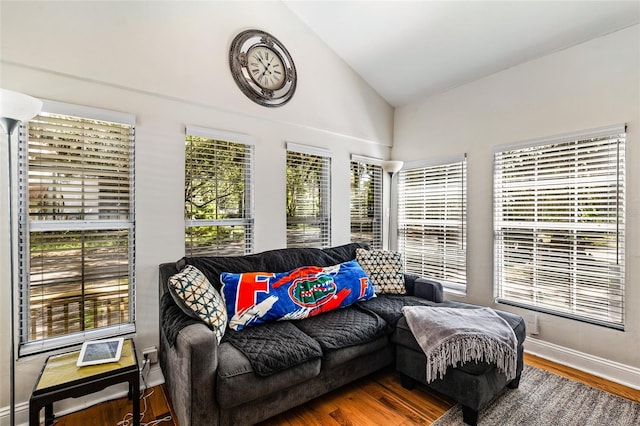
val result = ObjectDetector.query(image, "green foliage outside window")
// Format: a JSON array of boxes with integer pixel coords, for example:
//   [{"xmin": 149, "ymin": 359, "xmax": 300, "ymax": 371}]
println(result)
[{"xmin": 185, "ymin": 135, "xmax": 253, "ymax": 255}]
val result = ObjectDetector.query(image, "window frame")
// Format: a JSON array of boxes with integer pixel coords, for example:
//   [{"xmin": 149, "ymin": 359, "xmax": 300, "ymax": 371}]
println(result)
[
  {"xmin": 397, "ymin": 155, "xmax": 467, "ymax": 293},
  {"xmin": 18, "ymin": 100, "xmax": 136, "ymax": 356},
  {"xmin": 493, "ymin": 124, "xmax": 626, "ymax": 329},
  {"xmin": 350, "ymin": 154, "xmax": 383, "ymax": 249},
  {"xmin": 184, "ymin": 125, "xmax": 255, "ymax": 256},
  {"xmin": 285, "ymin": 142, "xmax": 332, "ymax": 249}
]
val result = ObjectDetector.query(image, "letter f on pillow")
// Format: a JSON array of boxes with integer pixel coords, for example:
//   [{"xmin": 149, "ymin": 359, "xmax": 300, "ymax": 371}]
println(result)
[
  {"xmin": 359, "ymin": 277, "xmax": 371, "ymax": 299},
  {"xmin": 235, "ymin": 273, "xmax": 274, "ymax": 314}
]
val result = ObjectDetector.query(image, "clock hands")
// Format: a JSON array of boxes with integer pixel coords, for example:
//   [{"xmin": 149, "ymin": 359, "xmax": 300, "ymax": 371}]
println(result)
[
  {"xmin": 253, "ymin": 52, "xmax": 282, "ymax": 87},
  {"xmin": 254, "ymin": 54, "xmax": 268, "ymax": 68},
  {"xmin": 247, "ymin": 47, "xmax": 285, "ymax": 89}
]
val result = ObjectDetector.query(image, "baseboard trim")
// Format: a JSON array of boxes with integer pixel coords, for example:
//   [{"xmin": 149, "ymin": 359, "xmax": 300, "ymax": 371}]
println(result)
[
  {"xmin": 2, "ymin": 364, "xmax": 165, "ymax": 426},
  {"xmin": 524, "ymin": 337, "xmax": 640, "ymax": 390}
]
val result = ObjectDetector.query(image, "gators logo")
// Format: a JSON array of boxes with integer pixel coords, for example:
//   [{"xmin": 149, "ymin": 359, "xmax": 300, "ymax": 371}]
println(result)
[{"xmin": 289, "ymin": 274, "xmax": 337, "ymax": 308}]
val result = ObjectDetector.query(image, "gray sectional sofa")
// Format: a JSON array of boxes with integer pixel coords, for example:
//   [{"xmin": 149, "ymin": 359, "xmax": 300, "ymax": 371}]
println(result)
[{"xmin": 158, "ymin": 243, "xmax": 525, "ymax": 426}]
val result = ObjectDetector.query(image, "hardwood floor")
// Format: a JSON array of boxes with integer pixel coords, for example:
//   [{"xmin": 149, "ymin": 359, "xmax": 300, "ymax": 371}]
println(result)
[
  {"xmin": 523, "ymin": 353, "xmax": 640, "ymax": 404},
  {"xmin": 51, "ymin": 383, "xmax": 177, "ymax": 426},
  {"xmin": 53, "ymin": 353, "xmax": 639, "ymax": 426},
  {"xmin": 256, "ymin": 367, "xmax": 455, "ymax": 426}
]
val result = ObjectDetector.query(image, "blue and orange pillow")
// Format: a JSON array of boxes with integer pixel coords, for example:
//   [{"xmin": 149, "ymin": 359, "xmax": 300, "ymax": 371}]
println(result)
[{"xmin": 220, "ymin": 259, "xmax": 375, "ymax": 331}]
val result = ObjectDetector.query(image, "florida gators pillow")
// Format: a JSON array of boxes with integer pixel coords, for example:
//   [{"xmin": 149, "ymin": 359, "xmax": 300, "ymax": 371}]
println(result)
[{"xmin": 220, "ymin": 260, "xmax": 375, "ymax": 331}]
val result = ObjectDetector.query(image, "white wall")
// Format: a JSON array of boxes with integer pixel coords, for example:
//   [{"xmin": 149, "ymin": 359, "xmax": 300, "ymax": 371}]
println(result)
[
  {"xmin": 394, "ymin": 26, "xmax": 640, "ymax": 380},
  {"xmin": 0, "ymin": 1, "xmax": 393, "ymax": 423}
]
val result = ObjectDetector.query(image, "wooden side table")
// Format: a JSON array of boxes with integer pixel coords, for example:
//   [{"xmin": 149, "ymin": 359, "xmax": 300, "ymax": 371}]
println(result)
[{"xmin": 29, "ymin": 338, "xmax": 140, "ymax": 426}]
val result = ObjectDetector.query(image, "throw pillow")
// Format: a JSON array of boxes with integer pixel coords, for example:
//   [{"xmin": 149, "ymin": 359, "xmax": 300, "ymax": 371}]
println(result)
[
  {"xmin": 220, "ymin": 259, "xmax": 376, "ymax": 331},
  {"xmin": 355, "ymin": 248, "xmax": 406, "ymax": 294},
  {"xmin": 168, "ymin": 265, "xmax": 227, "ymax": 343}
]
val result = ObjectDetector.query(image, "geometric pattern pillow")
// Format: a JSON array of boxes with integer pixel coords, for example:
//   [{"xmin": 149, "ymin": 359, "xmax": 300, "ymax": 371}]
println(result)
[
  {"xmin": 355, "ymin": 248, "xmax": 406, "ymax": 295},
  {"xmin": 168, "ymin": 265, "xmax": 227, "ymax": 343}
]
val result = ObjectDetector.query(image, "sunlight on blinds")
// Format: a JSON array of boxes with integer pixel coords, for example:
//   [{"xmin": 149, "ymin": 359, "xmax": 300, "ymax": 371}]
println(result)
[
  {"xmin": 494, "ymin": 126, "xmax": 625, "ymax": 329},
  {"xmin": 19, "ymin": 107, "xmax": 135, "ymax": 354},
  {"xmin": 286, "ymin": 146, "xmax": 331, "ymax": 248},
  {"xmin": 350, "ymin": 159, "xmax": 383, "ymax": 249},
  {"xmin": 398, "ymin": 156, "xmax": 467, "ymax": 292},
  {"xmin": 184, "ymin": 129, "xmax": 254, "ymax": 256}
]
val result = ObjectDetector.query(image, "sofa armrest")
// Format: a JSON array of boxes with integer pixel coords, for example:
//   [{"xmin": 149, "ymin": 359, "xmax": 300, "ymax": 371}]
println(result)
[
  {"xmin": 161, "ymin": 322, "xmax": 220, "ymax": 426},
  {"xmin": 412, "ymin": 277, "xmax": 444, "ymax": 302}
]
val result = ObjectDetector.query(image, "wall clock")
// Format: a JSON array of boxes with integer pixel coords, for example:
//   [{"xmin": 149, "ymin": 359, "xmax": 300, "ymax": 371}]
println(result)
[{"xmin": 229, "ymin": 29, "xmax": 297, "ymax": 107}]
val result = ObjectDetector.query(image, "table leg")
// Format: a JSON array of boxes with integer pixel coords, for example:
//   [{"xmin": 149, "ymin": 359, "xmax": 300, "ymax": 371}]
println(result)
[
  {"xmin": 132, "ymin": 377, "xmax": 140, "ymax": 426},
  {"xmin": 29, "ymin": 400, "xmax": 41, "ymax": 426},
  {"xmin": 45, "ymin": 403, "xmax": 54, "ymax": 426}
]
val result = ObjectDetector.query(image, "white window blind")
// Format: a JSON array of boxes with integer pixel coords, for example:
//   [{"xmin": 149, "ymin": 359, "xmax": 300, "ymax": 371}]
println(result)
[
  {"xmin": 398, "ymin": 156, "xmax": 467, "ymax": 292},
  {"xmin": 286, "ymin": 143, "xmax": 331, "ymax": 248},
  {"xmin": 185, "ymin": 126, "xmax": 254, "ymax": 256},
  {"xmin": 18, "ymin": 102, "xmax": 136, "ymax": 355},
  {"xmin": 494, "ymin": 126, "xmax": 625, "ymax": 329},
  {"xmin": 350, "ymin": 155, "xmax": 383, "ymax": 249}
]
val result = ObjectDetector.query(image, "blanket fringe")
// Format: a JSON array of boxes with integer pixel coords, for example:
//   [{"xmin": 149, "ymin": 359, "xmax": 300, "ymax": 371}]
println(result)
[{"xmin": 426, "ymin": 334, "xmax": 517, "ymax": 384}]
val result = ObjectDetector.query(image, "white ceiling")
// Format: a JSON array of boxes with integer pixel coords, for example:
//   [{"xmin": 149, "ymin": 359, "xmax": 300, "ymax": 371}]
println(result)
[{"xmin": 284, "ymin": 1, "xmax": 640, "ymax": 107}]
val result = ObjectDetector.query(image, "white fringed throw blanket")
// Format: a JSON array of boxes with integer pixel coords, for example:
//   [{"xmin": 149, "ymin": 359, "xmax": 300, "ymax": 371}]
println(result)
[{"xmin": 402, "ymin": 306, "xmax": 517, "ymax": 383}]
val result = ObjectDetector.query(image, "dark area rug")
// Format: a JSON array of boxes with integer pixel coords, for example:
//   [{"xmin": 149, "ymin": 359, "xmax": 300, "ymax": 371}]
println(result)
[{"xmin": 433, "ymin": 365, "xmax": 640, "ymax": 425}]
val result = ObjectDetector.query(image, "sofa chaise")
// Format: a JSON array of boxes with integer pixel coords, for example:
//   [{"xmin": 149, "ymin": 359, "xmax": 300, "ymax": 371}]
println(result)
[{"xmin": 158, "ymin": 243, "xmax": 525, "ymax": 426}]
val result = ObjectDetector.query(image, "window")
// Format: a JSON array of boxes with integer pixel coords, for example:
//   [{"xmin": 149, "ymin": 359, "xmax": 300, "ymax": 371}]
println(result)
[
  {"xmin": 286, "ymin": 142, "xmax": 331, "ymax": 248},
  {"xmin": 18, "ymin": 101, "xmax": 135, "ymax": 355},
  {"xmin": 185, "ymin": 126, "xmax": 254, "ymax": 256},
  {"xmin": 350, "ymin": 155, "xmax": 383, "ymax": 249},
  {"xmin": 494, "ymin": 125, "xmax": 625, "ymax": 329},
  {"xmin": 398, "ymin": 156, "xmax": 467, "ymax": 293}
]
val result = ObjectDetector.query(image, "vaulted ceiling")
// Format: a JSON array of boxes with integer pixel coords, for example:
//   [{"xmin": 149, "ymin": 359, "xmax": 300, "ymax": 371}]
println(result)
[{"xmin": 284, "ymin": 1, "xmax": 640, "ymax": 107}]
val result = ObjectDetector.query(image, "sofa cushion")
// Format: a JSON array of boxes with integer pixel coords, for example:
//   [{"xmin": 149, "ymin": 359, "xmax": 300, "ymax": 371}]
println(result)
[
  {"xmin": 221, "ymin": 320, "xmax": 322, "ymax": 376},
  {"xmin": 216, "ymin": 342, "xmax": 321, "ymax": 408},
  {"xmin": 294, "ymin": 306, "xmax": 389, "ymax": 352},
  {"xmin": 358, "ymin": 294, "xmax": 435, "ymax": 326},
  {"xmin": 322, "ymin": 335, "xmax": 389, "ymax": 369},
  {"xmin": 220, "ymin": 260, "xmax": 375, "ymax": 331},
  {"xmin": 356, "ymin": 248, "xmax": 406, "ymax": 294},
  {"xmin": 167, "ymin": 265, "xmax": 227, "ymax": 343}
]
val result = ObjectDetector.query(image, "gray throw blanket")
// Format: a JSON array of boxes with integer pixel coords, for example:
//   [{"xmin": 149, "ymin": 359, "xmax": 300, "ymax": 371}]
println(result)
[{"xmin": 402, "ymin": 306, "xmax": 517, "ymax": 383}]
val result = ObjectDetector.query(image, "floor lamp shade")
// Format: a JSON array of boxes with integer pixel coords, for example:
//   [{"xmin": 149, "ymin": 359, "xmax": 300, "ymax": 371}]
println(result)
[
  {"xmin": 1, "ymin": 89, "xmax": 43, "ymax": 124},
  {"xmin": 381, "ymin": 160, "xmax": 404, "ymax": 175},
  {"xmin": 2, "ymin": 88, "xmax": 42, "ymax": 426}
]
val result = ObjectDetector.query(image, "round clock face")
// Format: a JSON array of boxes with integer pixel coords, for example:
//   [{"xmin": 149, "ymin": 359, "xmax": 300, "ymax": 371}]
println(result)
[
  {"xmin": 247, "ymin": 46, "xmax": 285, "ymax": 90},
  {"xmin": 229, "ymin": 29, "xmax": 296, "ymax": 107}
]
